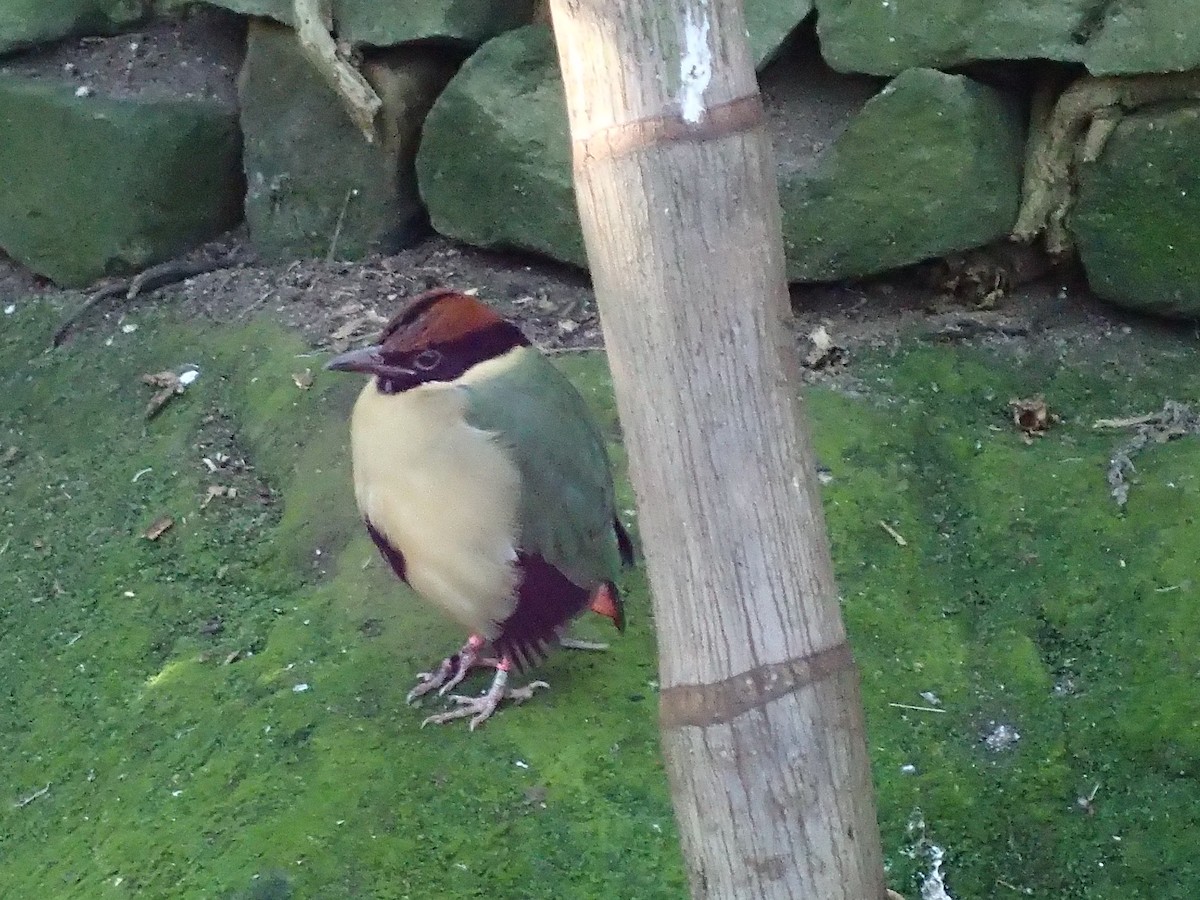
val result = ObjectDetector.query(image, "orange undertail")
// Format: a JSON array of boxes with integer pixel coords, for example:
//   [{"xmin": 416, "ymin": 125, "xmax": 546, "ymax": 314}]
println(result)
[{"xmin": 588, "ymin": 582, "xmax": 625, "ymax": 633}]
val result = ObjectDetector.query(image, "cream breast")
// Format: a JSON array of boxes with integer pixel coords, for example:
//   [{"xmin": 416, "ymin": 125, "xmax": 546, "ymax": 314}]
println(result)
[{"xmin": 350, "ymin": 378, "xmax": 521, "ymax": 637}]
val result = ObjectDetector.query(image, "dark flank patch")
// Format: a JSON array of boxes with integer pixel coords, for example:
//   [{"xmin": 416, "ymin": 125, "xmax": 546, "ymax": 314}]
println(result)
[
  {"xmin": 614, "ymin": 516, "xmax": 635, "ymax": 567},
  {"xmin": 495, "ymin": 553, "xmax": 591, "ymax": 671},
  {"xmin": 365, "ymin": 520, "xmax": 408, "ymax": 583}
]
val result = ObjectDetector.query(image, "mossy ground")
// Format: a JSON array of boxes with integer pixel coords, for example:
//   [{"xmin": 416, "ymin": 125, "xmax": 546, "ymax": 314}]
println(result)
[{"xmin": 2, "ymin": 301, "xmax": 1199, "ymax": 898}]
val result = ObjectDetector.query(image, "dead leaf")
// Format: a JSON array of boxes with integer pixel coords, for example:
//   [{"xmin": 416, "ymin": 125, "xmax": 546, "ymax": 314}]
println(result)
[
  {"xmin": 1093, "ymin": 412, "xmax": 1159, "ymax": 430},
  {"xmin": 330, "ymin": 316, "xmax": 369, "ymax": 342},
  {"xmin": 222, "ymin": 650, "xmax": 243, "ymax": 666},
  {"xmin": 1009, "ymin": 396, "xmax": 1055, "ymax": 435},
  {"xmin": 141, "ymin": 370, "xmax": 184, "ymax": 419},
  {"xmin": 332, "ymin": 301, "xmax": 365, "ymax": 318},
  {"xmin": 142, "ymin": 515, "xmax": 175, "ymax": 541},
  {"xmin": 200, "ymin": 485, "xmax": 234, "ymax": 509},
  {"xmin": 141, "ymin": 370, "xmax": 180, "ymax": 389},
  {"xmin": 522, "ymin": 785, "xmax": 548, "ymax": 806},
  {"xmin": 804, "ymin": 325, "xmax": 847, "ymax": 369},
  {"xmin": 878, "ymin": 520, "xmax": 908, "ymax": 546},
  {"xmin": 292, "ymin": 369, "xmax": 314, "ymax": 390}
]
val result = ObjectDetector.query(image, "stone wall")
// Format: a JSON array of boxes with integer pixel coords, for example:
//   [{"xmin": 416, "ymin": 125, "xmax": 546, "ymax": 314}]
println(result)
[{"xmin": 0, "ymin": 0, "xmax": 1197, "ymax": 315}]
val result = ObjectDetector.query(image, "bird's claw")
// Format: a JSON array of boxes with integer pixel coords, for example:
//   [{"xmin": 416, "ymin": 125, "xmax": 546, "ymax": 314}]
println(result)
[
  {"xmin": 407, "ymin": 640, "xmax": 500, "ymax": 705},
  {"xmin": 421, "ymin": 679, "xmax": 550, "ymax": 731},
  {"xmin": 406, "ymin": 655, "xmax": 462, "ymax": 705}
]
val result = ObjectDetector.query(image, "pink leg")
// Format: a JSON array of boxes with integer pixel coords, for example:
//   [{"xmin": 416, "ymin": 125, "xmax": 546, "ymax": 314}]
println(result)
[
  {"xmin": 406, "ymin": 634, "xmax": 498, "ymax": 705},
  {"xmin": 421, "ymin": 656, "xmax": 550, "ymax": 731}
]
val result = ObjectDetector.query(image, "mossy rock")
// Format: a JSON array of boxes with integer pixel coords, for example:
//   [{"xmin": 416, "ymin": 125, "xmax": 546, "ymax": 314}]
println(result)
[
  {"xmin": 780, "ymin": 68, "xmax": 1025, "ymax": 282},
  {"xmin": 815, "ymin": 0, "xmax": 1200, "ymax": 76},
  {"xmin": 416, "ymin": 24, "xmax": 586, "ymax": 268},
  {"xmin": 419, "ymin": 29, "xmax": 1023, "ymax": 282},
  {"xmin": 0, "ymin": 73, "xmax": 242, "ymax": 287},
  {"xmin": 1072, "ymin": 103, "xmax": 1200, "ymax": 318},
  {"xmin": 815, "ymin": 0, "xmax": 1093, "ymax": 74},
  {"xmin": 1084, "ymin": 2, "xmax": 1200, "ymax": 75},
  {"xmin": 181, "ymin": 0, "xmax": 537, "ymax": 47},
  {"xmin": 238, "ymin": 21, "xmax": 457, "ymax": 262},
  {"xmin": 745, "ymin": 0, "xmax": 814, "ymax": 67},
  {"xmin": 335, "ymin": 0, "xmax": 537, "ymax": 48}
]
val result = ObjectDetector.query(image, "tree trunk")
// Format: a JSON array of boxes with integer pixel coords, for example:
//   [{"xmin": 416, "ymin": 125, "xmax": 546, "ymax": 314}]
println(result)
[{"xmin": 547, "ymin": 2, "xmax": 888, "ymax": 897}]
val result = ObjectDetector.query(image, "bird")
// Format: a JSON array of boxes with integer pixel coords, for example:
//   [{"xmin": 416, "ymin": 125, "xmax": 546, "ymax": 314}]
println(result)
[{"xmin": 326, "ymin": 287, "xmax": 634, "ymax": 730}]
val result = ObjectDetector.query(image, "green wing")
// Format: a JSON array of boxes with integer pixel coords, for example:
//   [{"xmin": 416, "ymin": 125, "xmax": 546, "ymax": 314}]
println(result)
[{"xmin": 462, "ymin": 347, "xmax": 623, "ymax": 589}]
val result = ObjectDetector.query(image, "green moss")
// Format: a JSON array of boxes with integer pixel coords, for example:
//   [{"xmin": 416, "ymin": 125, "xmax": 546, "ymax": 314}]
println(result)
[
  {"xmin": 0, "ymin": 306, "xmax": 679, "ymax": 898},
  {"xmin": 4, "ymin": 304, "xmax": 1200, "ymax": 897},
  {"xmin": 1073, "ymin": 103, "xmax": 1200, "ymax": 317},
  {"xmin": 812, "ymin": 333, "xmax": 1200, "ymax": 897}
]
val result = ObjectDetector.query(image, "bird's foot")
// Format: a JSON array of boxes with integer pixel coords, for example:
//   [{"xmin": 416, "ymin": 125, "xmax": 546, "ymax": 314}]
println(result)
[
  {"xmin": 421, "ymin": 664, "xmax": 549, "ymax": 731},
  {"xmin": 406, "ymin": 635, "xmax": 495, "ymax": 705}
]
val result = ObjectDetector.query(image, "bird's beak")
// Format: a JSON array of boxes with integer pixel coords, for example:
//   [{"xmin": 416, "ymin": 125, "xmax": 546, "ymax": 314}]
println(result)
[{"xmin": 325, "ymin": 345, "xmax": 384, "ymax": 374}]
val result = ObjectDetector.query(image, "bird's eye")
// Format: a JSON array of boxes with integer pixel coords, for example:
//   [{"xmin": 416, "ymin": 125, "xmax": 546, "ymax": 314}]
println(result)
[{"xmin": 413, "ymin": 349, "xmax": 443, "ymax": 371}]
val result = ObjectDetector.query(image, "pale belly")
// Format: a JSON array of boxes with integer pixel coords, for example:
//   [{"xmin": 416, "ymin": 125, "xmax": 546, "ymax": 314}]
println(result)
[{"xmin": 350, "ymin": 380, "xmax": 520, "ymax": 636}]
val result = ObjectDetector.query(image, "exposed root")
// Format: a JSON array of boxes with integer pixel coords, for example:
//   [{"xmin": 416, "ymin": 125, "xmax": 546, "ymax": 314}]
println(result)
[
  {"xmin": 52, "ymin": 250, "xmax": 249, "ymax": 347},
  {"xmin": 1013, "ymin": 70, "xmax": 1200, "ymax": 256},
  {"xmin": 1103, "ymin": 400, "xmax": 1200, "ymax": 507},
  {"xmin": 292, "ymin": 0, "xmax": 382, "ymax": 143}
]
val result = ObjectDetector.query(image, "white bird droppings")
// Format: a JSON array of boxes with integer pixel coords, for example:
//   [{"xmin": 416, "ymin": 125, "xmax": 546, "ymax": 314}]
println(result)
[
  {"xmin": 921, "ymin": 844, "xmax": 955, "ymax": 900},
  {"xmin": 678, "ymin": 4, "xmax": 713, "ymax": 124}
]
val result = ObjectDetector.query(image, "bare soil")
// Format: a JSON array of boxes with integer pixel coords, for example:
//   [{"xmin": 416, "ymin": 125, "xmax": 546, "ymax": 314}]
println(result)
[
  {"xmin": 0, "ymin": 8, "xmax": 243, "ymax": 104},
  {"xmin": 3, "ymin": 224, "xmax": 1184, "ymax": 384}
]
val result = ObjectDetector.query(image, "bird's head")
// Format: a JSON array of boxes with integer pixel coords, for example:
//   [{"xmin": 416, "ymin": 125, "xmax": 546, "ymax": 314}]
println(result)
[{"xmin": 325, "ymin": 288, "xmax": 530, "ymax": 393}]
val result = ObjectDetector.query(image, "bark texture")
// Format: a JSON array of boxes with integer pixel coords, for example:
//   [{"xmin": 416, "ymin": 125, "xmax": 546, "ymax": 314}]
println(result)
[{"xmin": 547, "ymin": 1, "xmax": 888, "ymax": 897}]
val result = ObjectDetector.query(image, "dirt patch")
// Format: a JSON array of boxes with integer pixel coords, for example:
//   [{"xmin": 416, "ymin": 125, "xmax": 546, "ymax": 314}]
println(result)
[
  {"xmin": 0, "ymin": 249, "xmax": 51, "ymax": 304},
  {"xmin": 10, "ymin": 221, "xmax": 1187, "ymax": 382},
  {"xmin": 23, "ymin": 227, "xmax": 604, "ymax": 355},
  {"xmin": 0, "ymin": 8, "xmax": 243, "ymax": 104}
]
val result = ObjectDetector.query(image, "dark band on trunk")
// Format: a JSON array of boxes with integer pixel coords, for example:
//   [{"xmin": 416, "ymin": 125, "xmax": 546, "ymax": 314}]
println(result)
[
  {"xmin": 659, "ymin": 640, "xmax": 857, "ymax": 729},
  {"xmin": 572, "ymin": 93, "xmax": 765, "ymax": 165}
]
